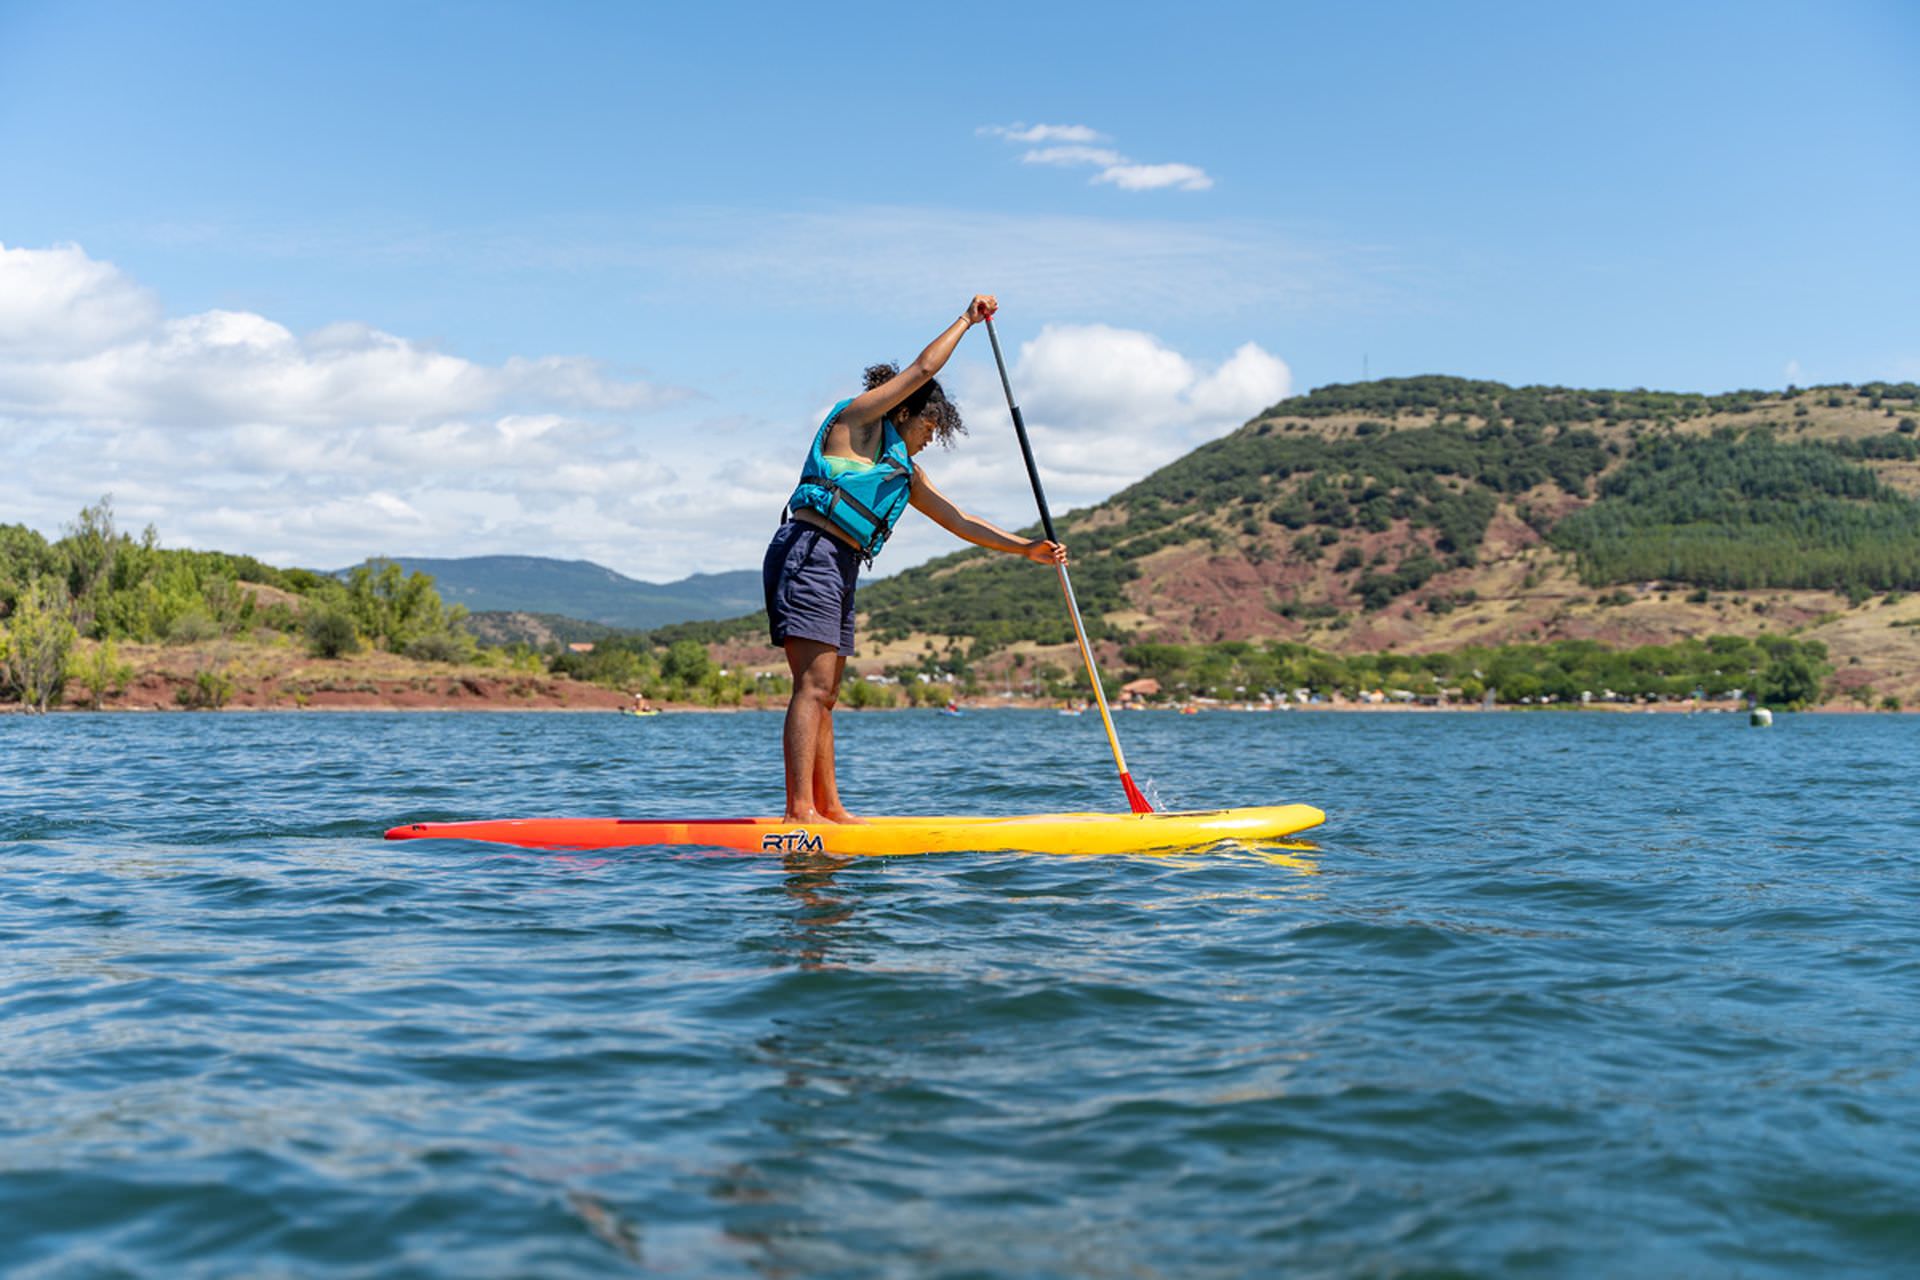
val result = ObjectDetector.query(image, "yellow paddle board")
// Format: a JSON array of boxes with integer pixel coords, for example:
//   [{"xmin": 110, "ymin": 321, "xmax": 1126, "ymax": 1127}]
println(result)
[{"xmin": 385, "ymin": 804, "xmax": 1325, "ymax": 857}]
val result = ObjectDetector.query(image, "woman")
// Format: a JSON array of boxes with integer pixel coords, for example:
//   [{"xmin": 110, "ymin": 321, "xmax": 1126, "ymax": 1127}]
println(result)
[{"xmin": 763, "ymin": 293, "xmax": 1067, "ymax": 824}]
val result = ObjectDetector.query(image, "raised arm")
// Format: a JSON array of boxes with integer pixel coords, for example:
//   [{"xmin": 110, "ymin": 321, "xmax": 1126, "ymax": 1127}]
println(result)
[
  {"xmin": 909, "ymin": 468, "xmax": 1067, "ymax": 565},
  {"xmin": 837, "ymin": 294, "xmax": 997, "ymax": 431}
]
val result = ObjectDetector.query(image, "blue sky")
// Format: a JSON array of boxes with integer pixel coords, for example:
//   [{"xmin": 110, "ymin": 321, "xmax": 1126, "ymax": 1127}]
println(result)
[{"xmin": 2, "ymin": 0, "xmax": 1915, "ymax": 578}]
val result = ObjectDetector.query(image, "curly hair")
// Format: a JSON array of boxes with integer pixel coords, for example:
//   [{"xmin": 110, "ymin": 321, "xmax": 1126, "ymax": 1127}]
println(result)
[{"xmin": 865, "ymin": 363, "xmax": 966, "ymax": 449}]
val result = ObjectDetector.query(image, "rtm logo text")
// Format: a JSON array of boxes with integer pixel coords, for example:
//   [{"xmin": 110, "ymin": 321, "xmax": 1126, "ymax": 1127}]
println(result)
[{"xmin": 761, "ymin": 830, "xmax": 824, "ymax": 854}]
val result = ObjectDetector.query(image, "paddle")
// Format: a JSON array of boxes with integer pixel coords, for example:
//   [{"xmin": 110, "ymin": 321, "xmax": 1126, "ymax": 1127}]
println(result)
[{"xmin": 983, "ymin": 313, "xmax": 1154, "ymax": 814}]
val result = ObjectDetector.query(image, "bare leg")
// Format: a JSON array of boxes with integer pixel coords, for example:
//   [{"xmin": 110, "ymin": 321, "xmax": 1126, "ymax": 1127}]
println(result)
[
  {"xmin": 811, "ymin": 655, "xmax": 865, "ymax": 824},
  {"xmin": 782, "ymin": 639, "xmax": 857, "ymax": 823}
]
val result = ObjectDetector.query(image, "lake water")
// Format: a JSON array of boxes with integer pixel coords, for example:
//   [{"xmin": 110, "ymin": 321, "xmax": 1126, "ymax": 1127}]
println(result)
[{"xmin": 2, "ymin": 708, "xmax": 1916, "ymax": 1277}]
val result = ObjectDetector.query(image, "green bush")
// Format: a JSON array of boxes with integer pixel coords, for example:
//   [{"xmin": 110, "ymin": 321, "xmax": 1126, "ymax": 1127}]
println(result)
[
  {"xmin": 1756, "ymin": 650, "xmax": 1822, "ymax": 709},
  {"xmin": 557, "ymin": 646, "xmax": 655, "ymax": 690},
  {"xmin": 2, "ymin": 577, "xmax": 77, "ymax": 712},
  {"xmin": 841, "ymin": 676, "xmax": 894, "ymax": 709},
  {"xmin": 305, "ymin": 606, "xmax": 360, "ymax": 658},
  {"xmin": 1356, "ymin": 554, "xmax": 1442, "ymax": 610},
  {"xmin": 72, "ymin": 638, "xmax": 133, "ymax": 710},
  {"xmin": 176, "ymin": 666, "xmax": 235, "ymax": 710},
  {"xmin": 344, "ymin": 561, "xmax": 466, "ymax": 652},
  {"xmin": 165, "ymin": 609, "xmax": 221, "ymax": 645},
  {"xmin": 404, "ymin": 629, "xmax": 477, "ymax": 664}
]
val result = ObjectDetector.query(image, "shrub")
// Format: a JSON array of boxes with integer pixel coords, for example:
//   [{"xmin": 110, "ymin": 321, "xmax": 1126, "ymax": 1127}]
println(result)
[
  {"xmin": 176, "ymin": 666, "xmax": 235, "ymax": 709},
  {"xmin": 1757, "ymin": 651, "xmax": 1823, "ymax": 709},
  {"xmin": 841, "ymin": 677, "xmax": 893, "ymax": 709},
  {"xmin": 3, "ymin": 577, "xmax": 78, "ymax": 712},
  {"xmin": 660, "ymin": 639, "xmax": 714, "ymax": 687},
  {"xmin": 343, "ymin": 561, "xmax": 464, "ymax": 653},
  {"xmin": 72, "ymin": 638, "xmax": 134, "ymax": 710},
  {"xmin": 404, "ymin": 629, "xmax": 476, "ymax": 664},
  {"xmin": 305, "ymin": 606, "xmax": 360, "ymax": 658},
  {"xmin": 165, "ymin": 609, "xmax": 221, "ymax": 645},
  {"xmin": 1356, "ymin": 554, "xmax": 1442, "ymax": 610}
]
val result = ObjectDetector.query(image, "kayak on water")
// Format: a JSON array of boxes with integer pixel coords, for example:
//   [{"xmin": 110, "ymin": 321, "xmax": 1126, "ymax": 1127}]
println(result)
[
  {"xmin": 619, "ymin": 708, "xmax": 661, "ymax": 717},
  {"xmin": 383, "ymin": 803, "xmax": 1325, "ymax": 858}
]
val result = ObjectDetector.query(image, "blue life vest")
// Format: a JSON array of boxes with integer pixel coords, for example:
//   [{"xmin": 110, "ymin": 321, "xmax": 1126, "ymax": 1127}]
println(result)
[{"xmin": 786, "ymin": 398, "xmax": 915, "ymax": 562}]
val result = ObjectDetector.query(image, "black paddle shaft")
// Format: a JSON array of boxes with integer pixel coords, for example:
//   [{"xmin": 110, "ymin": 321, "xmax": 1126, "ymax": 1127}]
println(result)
[{"xmin": 984, "ymin": 316, "xmax": 1057, "ymax": 545}]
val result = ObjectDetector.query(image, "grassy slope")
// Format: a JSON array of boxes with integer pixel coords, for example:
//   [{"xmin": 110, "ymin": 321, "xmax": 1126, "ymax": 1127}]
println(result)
[{"xmin": 832, "ymin": 380, "xmax": 1920, "ymax": 704}]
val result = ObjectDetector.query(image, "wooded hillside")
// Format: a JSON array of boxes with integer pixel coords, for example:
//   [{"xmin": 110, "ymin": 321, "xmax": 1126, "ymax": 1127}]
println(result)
[{"xmin": 827, "ymin": 376, "xmax": 1920, "ymax": 704}]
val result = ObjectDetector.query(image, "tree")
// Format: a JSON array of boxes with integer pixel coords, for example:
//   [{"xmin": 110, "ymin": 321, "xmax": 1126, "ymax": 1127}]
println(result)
[
  {"xmin": 841, "ymin": 676, "xmax": 891, "ymax": 709},
  {"xmin": 660, "ymin": 639, "xmax": 714, "ymax": 688},
  {"xmin": 305, "ymin": 605, "xmax": 360, "ymax": 658},
  {"xmin": 72, "ymin": 638, "xmax": 134, "ymax": 710},
  {"xmin": 346, "ymin": 561, "xmax": 463, "ymax": 652},
  {"xmin": 61, "ymin": 496, "xmax": 119, "ymax": 632},
  {"xmin": 3, "ymin": 578, "xmax": 78, "ymax": 712},
  {"xmin": 1757, "ymin": 652, "xmax": 1823, "ymax": 709}
]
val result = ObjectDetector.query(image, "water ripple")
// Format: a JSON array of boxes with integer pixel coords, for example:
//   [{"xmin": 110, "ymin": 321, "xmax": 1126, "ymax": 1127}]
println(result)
[{"xmin": 2, "ymin": 710, "xmax": 1918, "ymax": 1276}]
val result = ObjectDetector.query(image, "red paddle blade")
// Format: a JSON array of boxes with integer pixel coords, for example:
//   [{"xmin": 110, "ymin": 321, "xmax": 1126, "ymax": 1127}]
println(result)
[{"xmin": 1122, "ymin": 771, "xmax": 1155, "ymax": 814}]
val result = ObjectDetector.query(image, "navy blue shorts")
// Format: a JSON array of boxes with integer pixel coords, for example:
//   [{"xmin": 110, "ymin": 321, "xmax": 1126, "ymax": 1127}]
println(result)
[{"xmin": 763, "ymin": 521, "xmax": 861, "ymax": 656}]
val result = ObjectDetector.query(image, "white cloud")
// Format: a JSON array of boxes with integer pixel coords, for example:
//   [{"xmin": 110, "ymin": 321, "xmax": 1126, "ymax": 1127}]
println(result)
[
  {"xmin": 979, "ymin": 123, "xmax": 1107, "ymax": 145},
  {"xmin": 0, "ymin": 242, "xmax": 717, "ymax": 576},
  {"xmin": 1094, "ymin": 163, "xmax": 1214, "ymax": 192},
  {"xmin": 2, "ymin": 244, "xmax": 1290, "ymax": 585},
  {"xmin": 1021, "ymin": 145, "xmax": 1126, "ymax": 168},
  {"xmin": 1189, "ymin": 343, "xmax": 1292, "ymax": 419},
  {"xmin": 874, "ymin": 325, "xmax": 1289, "ymax": 571},
  {"xmin": 0, "ymin": 241, "xmax": 162, "ymax": 353},
  {"xmin": 982, "ymin": 124, "xmax": 1214, "ymax": 193}
]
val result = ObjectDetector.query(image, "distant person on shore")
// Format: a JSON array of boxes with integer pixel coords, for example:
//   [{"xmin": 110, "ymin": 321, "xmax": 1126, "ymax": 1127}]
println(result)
[{"xmin": 765, "ymin": 293, "xmax": 1066, "ymax": 824}]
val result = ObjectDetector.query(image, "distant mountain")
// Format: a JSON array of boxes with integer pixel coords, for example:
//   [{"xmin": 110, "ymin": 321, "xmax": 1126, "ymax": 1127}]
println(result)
[{"xmin": 337, "ymin": 555, "xmax": 763, "ymax": 630}]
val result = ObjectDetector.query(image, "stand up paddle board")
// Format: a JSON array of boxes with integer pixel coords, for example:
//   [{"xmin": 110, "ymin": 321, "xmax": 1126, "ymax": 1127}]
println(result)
[{"xmin": 384, "ymin": 804, "xmax": 1324, "ymax": 857}]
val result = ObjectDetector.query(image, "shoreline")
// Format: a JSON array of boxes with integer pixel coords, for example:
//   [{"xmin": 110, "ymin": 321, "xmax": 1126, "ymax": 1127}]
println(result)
[{"xmin": 5, "ymin": 700, "xmax": 1904, "ymax": 716}]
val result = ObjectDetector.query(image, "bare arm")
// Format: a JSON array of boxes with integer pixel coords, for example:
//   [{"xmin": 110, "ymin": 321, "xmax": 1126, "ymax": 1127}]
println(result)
[
  {"xmin": 838, "ymin": 294, "xmax": 997, "ymax": 431},
  {"xmin": 909, "ymin": 468, "xmax": 1067, "ymax": 565}
]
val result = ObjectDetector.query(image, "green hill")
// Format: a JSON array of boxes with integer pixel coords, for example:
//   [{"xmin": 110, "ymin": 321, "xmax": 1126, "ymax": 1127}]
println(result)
[
  {"xmin": 843, "ymin": 378, "xmax": 1917, "ymax": 648},
  {"xmin": 679, "ymin": 374, "xmax": 1915, "ymax": 706}
]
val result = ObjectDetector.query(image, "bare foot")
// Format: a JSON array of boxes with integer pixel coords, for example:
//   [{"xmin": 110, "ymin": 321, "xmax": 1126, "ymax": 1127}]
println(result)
[
  {"xmin": 821, "ymin": 808, "xmax": 868, "ymax": 825},
  {"xmin": 783, "ymin": 807, "xmax": 827, "ymax": 824}
]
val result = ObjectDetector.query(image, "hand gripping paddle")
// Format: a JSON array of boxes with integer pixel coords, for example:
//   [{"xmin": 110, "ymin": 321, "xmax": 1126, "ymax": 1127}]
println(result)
[{"xmin": 983, "ymin": 312, "xmax": 1154, "ymax": 814}]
